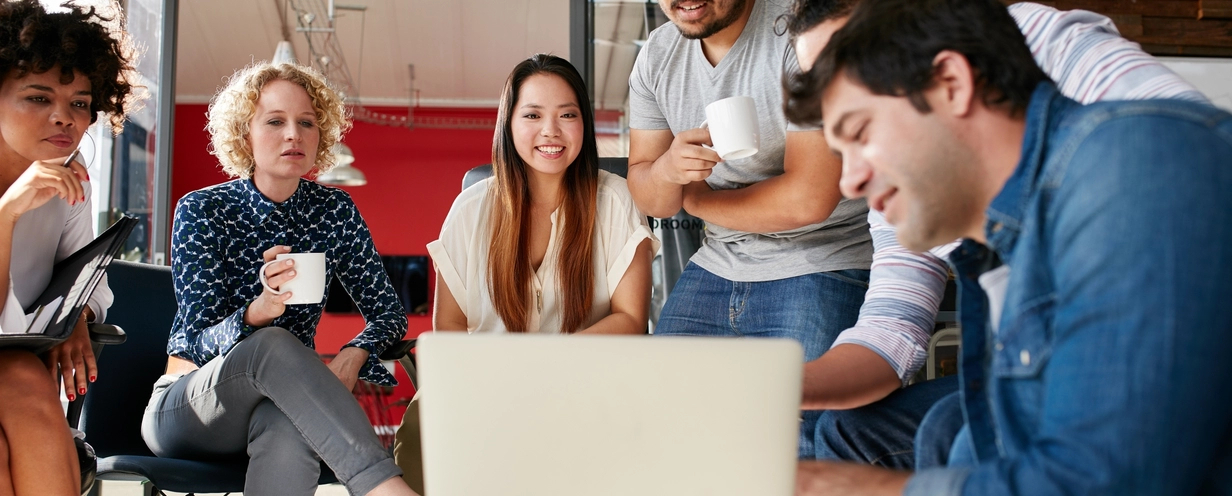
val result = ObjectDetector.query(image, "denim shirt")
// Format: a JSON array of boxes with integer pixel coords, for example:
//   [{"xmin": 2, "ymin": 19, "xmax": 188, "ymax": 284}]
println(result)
[
  {"xmin": 907, "ymin": 83, "xmax": 1232, "ymax": 495},
  {"xmin": 167, "ymin": 178, "xmax": 407, "ymax": 386}
]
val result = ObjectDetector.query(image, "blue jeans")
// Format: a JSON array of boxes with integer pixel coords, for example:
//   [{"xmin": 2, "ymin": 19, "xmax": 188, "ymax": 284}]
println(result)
[
  {"xmin": 655, "ymin": 263, "xmax": 870, "ymax": 458},
  {"xmin": 813, "ymin": 375, "xmax": 959, "ymax": 468},
  {"xmin": 912, "ymin": 390, "xmax": 971, "ymax": 470}
]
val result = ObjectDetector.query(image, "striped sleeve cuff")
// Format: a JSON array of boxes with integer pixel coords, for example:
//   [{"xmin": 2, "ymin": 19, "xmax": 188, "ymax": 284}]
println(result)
[{"xmin": 832, "ymin": 321, "xmax": 930, "ymax": 385}]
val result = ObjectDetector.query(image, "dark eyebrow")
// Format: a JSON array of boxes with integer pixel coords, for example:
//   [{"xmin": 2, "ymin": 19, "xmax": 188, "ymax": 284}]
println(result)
[
  {"xmin": 829, "ymin": 111, "xmax": 854, "ymax": 141},
  {"xmin": 20, "ymin": 84, "xmax": 92, "ymax": 97},
  {"xmin": 519, "ymin": 103, "xmax": 580, "ymax": 111}
]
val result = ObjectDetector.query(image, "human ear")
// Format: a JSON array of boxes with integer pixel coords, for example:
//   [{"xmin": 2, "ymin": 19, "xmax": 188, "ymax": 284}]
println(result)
[{"xmin": 928, "ymin": 50, "xmax": 977, "ymax": 117}]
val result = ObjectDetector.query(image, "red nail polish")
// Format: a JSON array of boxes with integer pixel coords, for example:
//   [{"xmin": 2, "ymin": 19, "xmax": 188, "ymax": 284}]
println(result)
[
  {"xmin": 67, "ymin": 394, "xmax": 75, "ymax": 401},
  {"xmin": 89, "ymin": 375, "xmax": 96, "ymax": 382},
  {"xmin": 79, "ymin": 387, "xmax": 87, "ymax": 395}
]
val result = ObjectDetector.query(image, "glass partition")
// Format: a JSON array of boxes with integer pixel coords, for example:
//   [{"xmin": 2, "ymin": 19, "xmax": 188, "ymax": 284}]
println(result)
[
  {"xmin": 110, "ymin": 0, "xmax": 176, "ymax": 264},
  {"xmin": 590, "ymin": 0, "xmax": 667, "ymax": 157}
]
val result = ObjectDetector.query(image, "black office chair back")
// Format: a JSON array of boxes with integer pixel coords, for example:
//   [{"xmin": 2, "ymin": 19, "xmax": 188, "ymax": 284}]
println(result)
[{"xmin": 78, "ymin": 260, "xmax": 177, "ymax": 458}]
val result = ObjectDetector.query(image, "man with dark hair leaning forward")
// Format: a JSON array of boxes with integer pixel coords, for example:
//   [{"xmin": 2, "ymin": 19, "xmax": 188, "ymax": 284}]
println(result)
[
  {"xmin": 786, "ymin": 0, "xmax": 1232, "ymax": 494},
  {"xmin": 781, "ymin": 0, "xmax": 1213, "ymax": 469}
]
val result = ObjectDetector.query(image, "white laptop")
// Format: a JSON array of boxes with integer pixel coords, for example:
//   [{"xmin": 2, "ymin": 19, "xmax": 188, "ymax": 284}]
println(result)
[{"xmin": 416, "ymin": 333, "xmax": 803, "ymax": 496}]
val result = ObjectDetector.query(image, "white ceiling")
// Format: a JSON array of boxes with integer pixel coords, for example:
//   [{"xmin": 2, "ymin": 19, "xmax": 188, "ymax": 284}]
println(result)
[{"xmin": 175, "ymin": 0, "xmax": 571, "ymax": 107}]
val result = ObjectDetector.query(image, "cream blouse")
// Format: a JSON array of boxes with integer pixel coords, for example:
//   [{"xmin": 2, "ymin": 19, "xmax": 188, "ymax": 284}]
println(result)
[{"xmin": 427, "ymin": 171, "xmax": 659, "ymax": 334}]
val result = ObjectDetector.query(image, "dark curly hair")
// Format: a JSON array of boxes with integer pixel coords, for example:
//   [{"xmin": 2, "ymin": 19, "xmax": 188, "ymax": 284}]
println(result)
[
  {"xmin": 783, "ymin": 0, "xmax": 860, "ymax": 39},
  {"xmin": 784, "ymin": 0, "xmax": 1047, "ymax": 126},
  {"xmin": 0, "ymin": 0, "xmax": 138, "ymax": 134}
]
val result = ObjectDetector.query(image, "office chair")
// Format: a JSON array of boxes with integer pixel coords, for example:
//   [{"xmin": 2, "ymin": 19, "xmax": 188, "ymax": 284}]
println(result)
[{"xmin": 77, "ymin": 260, "xmax": 416, "ymax": 496}]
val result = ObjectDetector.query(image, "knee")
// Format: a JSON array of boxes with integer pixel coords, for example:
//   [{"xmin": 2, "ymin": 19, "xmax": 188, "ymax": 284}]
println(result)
[
  {"xmin": 0, "ymin": 350, "xmax": 59, "ymax": 404},
  {"xmin": 915, "ymin": 392, "xmax": 964, "ymax": 444},
  {"xmin": 812, "ymin": 409, "xmax": 860, "ymax": 457},
  {"xmin": 243, "ymin": 327, "xmax": 300, "ymax": 349},
  {"xmin": 234, "ymin": 327, "xmax": 313, "ymax": 362},
  {"xmin": 913, "ymin": 392, "xmax": 965, "ymax": 469}
]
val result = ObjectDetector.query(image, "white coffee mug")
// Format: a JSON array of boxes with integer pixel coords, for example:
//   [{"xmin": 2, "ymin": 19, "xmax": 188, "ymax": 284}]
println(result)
[
  {"xmin": 259, "ymin": 252, "xmax": 327, "ymax": 305},
  {"xmin": 702, "ymin": 96, "xmax": 760, "ymax": 161}
]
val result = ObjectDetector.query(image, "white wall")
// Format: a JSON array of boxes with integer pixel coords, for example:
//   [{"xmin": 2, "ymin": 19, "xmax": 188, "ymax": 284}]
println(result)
[{"xmin": 1161, "ymin": 57, "xmax": 1232, "ymax": 112}]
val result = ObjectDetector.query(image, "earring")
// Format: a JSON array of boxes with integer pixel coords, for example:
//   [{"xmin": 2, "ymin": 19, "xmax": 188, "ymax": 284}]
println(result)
[{"xmin": 78, "ymin": 131, "xmax": 98, "ymax": 170}]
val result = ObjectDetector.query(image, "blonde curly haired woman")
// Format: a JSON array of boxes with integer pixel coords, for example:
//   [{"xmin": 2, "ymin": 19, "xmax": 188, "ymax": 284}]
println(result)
[{"xmin": 139, "ymin": 62, "xmax": 418, "ymax": 496}]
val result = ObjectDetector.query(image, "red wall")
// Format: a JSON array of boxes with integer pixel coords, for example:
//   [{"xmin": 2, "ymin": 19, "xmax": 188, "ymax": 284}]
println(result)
[{"xmin": 171, "ymin": 104, "xmax": 496, "ymax": 401}]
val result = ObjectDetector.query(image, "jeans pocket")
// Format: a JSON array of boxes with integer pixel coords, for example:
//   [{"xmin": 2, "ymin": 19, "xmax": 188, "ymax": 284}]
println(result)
[{"xmin": 820, "ymin": 269, "xmax": 871, "ymax": 289}]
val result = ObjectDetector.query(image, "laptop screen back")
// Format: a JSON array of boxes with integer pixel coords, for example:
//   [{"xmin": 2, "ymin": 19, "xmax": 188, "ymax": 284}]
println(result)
[{"xmin": 416, "ymin": 333, "xmax": 803, "ymax": 496}]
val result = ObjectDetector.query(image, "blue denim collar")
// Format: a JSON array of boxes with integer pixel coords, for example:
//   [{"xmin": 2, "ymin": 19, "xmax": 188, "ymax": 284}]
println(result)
[
  {"xmin": 239, "ymin": 177, "xmax": 311, "ymax": 223},
  {"xmin": 984, "ymin": 82, "xmax": 1065, "ymax": 260}
]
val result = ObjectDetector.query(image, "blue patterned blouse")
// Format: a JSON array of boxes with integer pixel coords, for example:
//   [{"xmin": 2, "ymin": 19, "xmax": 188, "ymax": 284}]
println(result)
[{"xmin": 167, "ymin": 178, "xmax": 406, "ymax": 386}]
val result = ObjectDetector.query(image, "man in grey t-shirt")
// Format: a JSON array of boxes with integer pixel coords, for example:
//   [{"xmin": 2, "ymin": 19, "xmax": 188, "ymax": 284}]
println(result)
[{"xmin": 626, "ymin": 0, "xmax": 872, "ymax": 458}]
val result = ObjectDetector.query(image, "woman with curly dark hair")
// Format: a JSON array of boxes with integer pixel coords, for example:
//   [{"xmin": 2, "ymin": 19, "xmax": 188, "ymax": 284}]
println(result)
[{"xmin": 0, "ymin": 0, "xmax": 138, "ymax": 494}]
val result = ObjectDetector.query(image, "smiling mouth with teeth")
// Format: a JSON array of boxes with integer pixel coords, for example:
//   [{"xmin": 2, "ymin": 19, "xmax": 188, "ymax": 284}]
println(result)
[{"xmin": 537, "ymin": 146, "xmax": 564, "ymax": 154}]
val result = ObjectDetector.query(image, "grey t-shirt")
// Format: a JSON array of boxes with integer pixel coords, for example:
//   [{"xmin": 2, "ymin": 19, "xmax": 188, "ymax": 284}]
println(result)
[{"xmin": 628, "ymin": 0, "xmax": 871, "ymax": 282}]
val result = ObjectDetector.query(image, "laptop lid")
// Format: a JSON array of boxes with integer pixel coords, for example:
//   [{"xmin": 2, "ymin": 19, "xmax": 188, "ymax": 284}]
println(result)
[{"xmin": 416, "ymin": 333, "xmax": 803, "ymax": 496}]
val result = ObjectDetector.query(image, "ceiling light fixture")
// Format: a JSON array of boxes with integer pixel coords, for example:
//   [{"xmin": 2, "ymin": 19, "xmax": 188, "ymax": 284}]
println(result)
[{"xmin": 316, "ymin": 142, "xmax": 367, "ymax": 186}]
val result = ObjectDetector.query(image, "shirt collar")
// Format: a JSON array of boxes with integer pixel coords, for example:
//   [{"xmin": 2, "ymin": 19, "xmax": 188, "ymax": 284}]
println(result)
[
  {"xmin": 239, "ymin": 177, "xmax": 311, "ymax": 222},
  {"xmin": 983, "ymin": 82, "xmax": 1066, "ymax": 258}
]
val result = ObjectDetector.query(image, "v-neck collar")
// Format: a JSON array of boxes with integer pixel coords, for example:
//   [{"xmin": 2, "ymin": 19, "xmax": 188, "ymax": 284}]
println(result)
[{"xmin": 693, "ymin": 0, "xmax": 765, "ymax": 78}]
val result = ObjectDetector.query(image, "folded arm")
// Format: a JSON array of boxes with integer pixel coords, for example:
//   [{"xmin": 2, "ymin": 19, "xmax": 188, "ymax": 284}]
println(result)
[
  {"xmin": 627, "ymin": 128, "xmax": 719, "ymax": 219},
  {"xmin": 682, "ymin": 130, "xmax": 845, "ymax": 233}
]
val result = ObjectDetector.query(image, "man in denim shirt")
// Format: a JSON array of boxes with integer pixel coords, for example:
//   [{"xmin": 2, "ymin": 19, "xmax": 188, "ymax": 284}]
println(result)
[{"xmin": 782, "ymin": 0, "xmax": 1232, "ymax": 494}]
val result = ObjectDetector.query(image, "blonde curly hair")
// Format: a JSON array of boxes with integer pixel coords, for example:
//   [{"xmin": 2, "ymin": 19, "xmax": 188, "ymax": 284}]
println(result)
[{"xmin": 207, "ymin": 62, "xmax": 352, "ymax": 179}]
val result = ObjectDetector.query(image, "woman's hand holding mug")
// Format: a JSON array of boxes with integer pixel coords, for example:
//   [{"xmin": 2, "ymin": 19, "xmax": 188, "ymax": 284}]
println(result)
[{"xmin": 244, "ymin": 245, "xmax": 296, "ymax": 327}]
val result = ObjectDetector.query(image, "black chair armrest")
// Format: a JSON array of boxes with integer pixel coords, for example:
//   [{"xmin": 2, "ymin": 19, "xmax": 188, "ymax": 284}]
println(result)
[
  {"xmin": 378, "ymin": 339, "xmax": 419, "ymax": 390},
  {"xmin": 88, "ymin": 323, "xmax": 127, "ymax": 346},
  {"xmin": 378, "ymin": 339, "xmax": 416, "ymax": 361}
]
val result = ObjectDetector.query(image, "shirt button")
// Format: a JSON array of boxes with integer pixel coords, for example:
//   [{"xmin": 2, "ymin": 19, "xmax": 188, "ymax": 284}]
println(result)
[
  {"xmin": 995, "ymin": 342, "xmax": 1004, "ymax": 351},
  {"xmin": 991, "ymin": 222, "xmax": 1003, "ymax": 233},
  {"xmin": 1020, "ymin": 350, "xmax": 1031, "ymax": 366}
]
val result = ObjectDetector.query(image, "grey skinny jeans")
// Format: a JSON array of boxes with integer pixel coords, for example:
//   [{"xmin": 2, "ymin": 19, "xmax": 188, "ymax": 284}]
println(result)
[{"xmin": 140, "ymin": 327, "xmax": 401, "ymax": 496}]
